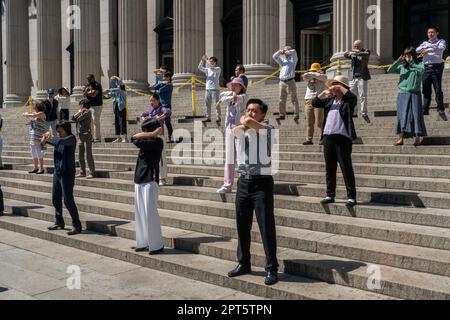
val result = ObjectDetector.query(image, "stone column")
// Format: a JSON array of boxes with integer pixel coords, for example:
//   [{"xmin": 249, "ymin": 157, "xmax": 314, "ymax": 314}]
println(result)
[
  {"xmin": 172, "ymin": 0, "xmax": 205, "ymax": 86},
  {"xmin": 148, "ymin": 0, "xmax": 163, "ymax": 84},
  {"xmin": 331, "ymin": 0, "xmax": 393, "ymax": 66},
  {"xmin": 279, "ymin": 0, "xmax": 294, "ymax": 48},
  {"xmin": 36, "ymin": 0, "xmax": 62, "ymax": 100},
  {"xmin": 100, "ymin": 0, "xmax": 118, "ymax": 90},
  {"xmin": 72, "ymin": 0, "xmax": 101, "ymax": 97},
  {"xmin": 243, "ymin": 0, "xmax": 280, "ymax": 82},
  {"xmin": 4, "ymin": 0, "xmax": 31, "ymax": 107},
  {"xmin": 205, "ymin": 0, "xmax": 223, "ymax": 84},
  {"xmin": 118, "ymin": 0, "xmax": 148, "ymax": 92}
]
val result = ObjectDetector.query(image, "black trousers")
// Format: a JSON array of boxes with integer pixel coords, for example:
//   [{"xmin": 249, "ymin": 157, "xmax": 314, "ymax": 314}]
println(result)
[
  {"xmin": 422, "ymin": 63, "xmax": 445, "ymax": 113},
  {"xmin": 0, "ymin": 186, "xmax": 4, "ymax": 213},
  {"xmin": 60, "ymin": 109, "xmax": 70, "ymax": 122},
  {"xmin": 165, "ymin": 105, "xmax": 173, "ymax": 140},
  {"xmin": 52, "ymin": 171, "xmax": 81, "ymax": 229},
  {"xmin": 323, "ymin": 134, "xmax": 357, "ymax": 200},
  {"xmin": 114, "ymin": 106, "xmax": 127, "ymax": 135},
  {"xmin": 235, "ymin": 176, "xmax": 278, "ymax": 272}
]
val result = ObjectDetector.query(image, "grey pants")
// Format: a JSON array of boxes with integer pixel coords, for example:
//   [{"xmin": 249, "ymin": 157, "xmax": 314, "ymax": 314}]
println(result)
[
  {"xmin": 205, "ymin": 90, "xmax": 221, "ymax": 120},
  {"xmin": 79, "ymin": 136, "xmax": 95, "ymax": 175}
]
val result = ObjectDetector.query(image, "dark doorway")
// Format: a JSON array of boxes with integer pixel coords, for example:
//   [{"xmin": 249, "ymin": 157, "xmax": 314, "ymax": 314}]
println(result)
[
  {"xmin": 222, "ymin": 0, "xmax": 243, "ymax": 84},
  {"xmin": 394, "ymin": 0, "xmax": 449, "ymax": 58},
  {"xmin": 155, "ymin": 0, "xmax": 174, "ymax": 73},
  {"xmin": 291, "ymin": 0, "xmax": 333, "ymax": 75}
]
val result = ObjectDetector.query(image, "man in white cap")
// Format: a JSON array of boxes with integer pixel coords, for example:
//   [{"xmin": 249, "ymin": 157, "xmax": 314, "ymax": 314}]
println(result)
[{"xmin": 273, "ymin": 46, "xmax": 300, "ymax": 121}]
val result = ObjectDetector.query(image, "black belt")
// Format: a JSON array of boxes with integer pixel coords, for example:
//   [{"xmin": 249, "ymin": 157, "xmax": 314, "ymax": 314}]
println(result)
[
  {"xmin": 281, "ymin": 78, "xmax": 295, "ymax": 83},
  {"xmin": 240, "ymin": 174, "xmax": 272, "ymax": 180}
]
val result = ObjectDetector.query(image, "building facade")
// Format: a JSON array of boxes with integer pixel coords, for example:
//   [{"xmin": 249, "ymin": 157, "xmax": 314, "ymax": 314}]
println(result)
[{"xmin": 0, "ymin": 0, "xmax": 449, "ymax": 107}]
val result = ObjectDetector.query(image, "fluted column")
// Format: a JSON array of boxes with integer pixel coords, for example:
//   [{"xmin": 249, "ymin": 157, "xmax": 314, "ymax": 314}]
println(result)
[
  {"xmin": 243, "ymin": 0, "xmax": 279, "ymax": 82},
  {"xmin": 72, "ymin": 0, "xmax": 101, "ymax": 97},
  {"xmin": 118, "ymin": 0, "xmax": 148, "ymax": 92},
  {"xmin": 36, "ymin": 0, "xmax": 62, "ymax": 100},
  {"xmin": 100, "ymin": 0, "xmax": 118, "ymax": 90},
  {"xmin": 331, "ymin": 0, "xmax": 393, "ymax": 67},
  {"xmin": 172, "ymin": 0, "xmax": 205, "ymax": 86},
  {"xmin": 4, "ymin": 0, "xmax": 31, "ymax": 107}
]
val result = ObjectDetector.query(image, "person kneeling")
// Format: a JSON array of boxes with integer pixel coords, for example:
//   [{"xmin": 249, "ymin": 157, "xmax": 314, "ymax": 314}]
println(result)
[{"xmin": 131, "ymin": 118, "xmax": 165, "ymax": 255}]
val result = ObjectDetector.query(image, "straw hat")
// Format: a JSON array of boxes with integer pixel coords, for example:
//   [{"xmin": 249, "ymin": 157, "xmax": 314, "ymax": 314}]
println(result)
[
  {"xmin": 227, "ymin": 77, "xmax": 246, "ymax": 91},
  {"xmin": 308, "ymin": 63, "xmax": 323, "ymax": 73},
  {"xmin": 324, "ymin": 75, "xmax": 350, "ymax": 90}
]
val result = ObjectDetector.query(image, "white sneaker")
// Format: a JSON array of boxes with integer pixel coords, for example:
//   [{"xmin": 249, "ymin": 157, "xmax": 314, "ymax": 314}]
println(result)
[
  {"xmin": 159, "ymin": 179, "xmax": 167, "ymax": 186},
  {"xmin": 217, "ymin": 187, "xmax": 232, "ymax": 194},
  {"xmin": 112, "ymin": 138, "xmax": 121, "ymax": 143}
]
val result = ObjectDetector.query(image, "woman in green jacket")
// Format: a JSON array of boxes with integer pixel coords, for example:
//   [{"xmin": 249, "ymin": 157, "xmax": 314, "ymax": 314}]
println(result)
[{"xmin": 387, "ymin": 47, "xmax": 427, "ymax": 146}]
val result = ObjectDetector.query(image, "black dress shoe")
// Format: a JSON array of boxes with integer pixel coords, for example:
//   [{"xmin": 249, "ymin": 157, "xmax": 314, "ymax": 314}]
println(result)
[
  {"xmin": 303, "ymin": 140, "xmax": 313, "ymax": 146},
  {"xmin": 265, "ymin": 271, "xmax": 279, "ymax": 286},
  {"xmin": 48, "ymin": 224, "xmax": 65, "ymax": 231},
  {"xmin": 28, "ymin": 169, "xmax": 39, "ymax": 174},
  {"xmin": 67, "ymin": 227, "xmax": 82, "ymax": 236},
  {"xmin": 36, "ymin": 170, "xmax": 45, "ymax": 175},
  {"xmin": 228, "ymin": 264, "xmax": 252, "ymax": 278},
  {"xmin": 0, "ymin": 212, "xmax": 4, "ymax": 217},
  {"xmin": 320, "ymin": 197, "xmax": 335, "ymax": 205},
  {"xmin": 149, "ymin": 247, "xmax": 164, "ymax": 255},
  {"xmin": 346, "ymin": 199, "xmax": 358, "ymax": 208},
  {"xmin": 133, "ymin": 246, "xmax": 149, "ymax": 253}
]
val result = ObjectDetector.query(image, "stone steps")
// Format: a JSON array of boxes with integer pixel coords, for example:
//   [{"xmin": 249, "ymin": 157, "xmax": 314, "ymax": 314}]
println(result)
[
  {"xmin": 1, "ymin": 172, "xmax": 449, "ymax": 250},
  {"xmin": 2, "ymin": 169, "xmax": 450, "ymax": 229},
  {"xmin": 0, "ymin": 213, "xmax": 393, "ymax": 300},
  {"xmin": 4, "ymin": 199, "xmax": 449, "ymax": 300},
  {"xmin": 2, "ymin": 184, "xmax": 450, "ymax": 279},
  {"xmin": 5, "ymin": 148, "xmax": 450, "ymax": 167}
]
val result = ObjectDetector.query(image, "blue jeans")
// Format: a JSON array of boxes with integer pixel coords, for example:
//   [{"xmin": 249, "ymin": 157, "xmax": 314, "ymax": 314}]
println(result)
[
  {"xmin": 422, "ymin": 63, "xmax": 445, "ymax": 113},
  {"xmin": 52, "ymin": 172, "xmax": 81, "ymax": 229}
]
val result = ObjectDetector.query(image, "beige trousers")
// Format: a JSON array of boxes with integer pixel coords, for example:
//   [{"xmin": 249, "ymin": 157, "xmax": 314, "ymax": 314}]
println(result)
[
  {"xmin": 279, "ymin": 79, "xmax": 300, "ymax": 116},
  {"xmin": 305, "ymin": 99, "xmax": 324, "ymax": 141}
]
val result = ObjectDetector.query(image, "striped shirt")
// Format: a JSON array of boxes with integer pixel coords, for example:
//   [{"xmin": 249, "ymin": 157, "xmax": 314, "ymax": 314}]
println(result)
[{"xmin": 29, "ymin": 118, "xmax": 47, "ymax": 146}]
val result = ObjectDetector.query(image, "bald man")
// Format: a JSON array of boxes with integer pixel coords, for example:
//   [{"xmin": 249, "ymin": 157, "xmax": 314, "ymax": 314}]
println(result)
[{"xmin": 344, "ymin": 40, "xmax": 371, "ymax": 124}]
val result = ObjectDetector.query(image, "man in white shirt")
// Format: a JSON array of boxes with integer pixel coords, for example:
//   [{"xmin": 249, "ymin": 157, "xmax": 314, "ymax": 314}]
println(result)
[
  {"xmin": 273, "ymin": 47, "xmax": 300, "ymax": 121},
  {"xmin": 416, "ymin": 26, "xmax": 447, "ymax": 121},
  {"xmin": 199, "ymin": 55, "xmax": 222, "ymax": 124}
]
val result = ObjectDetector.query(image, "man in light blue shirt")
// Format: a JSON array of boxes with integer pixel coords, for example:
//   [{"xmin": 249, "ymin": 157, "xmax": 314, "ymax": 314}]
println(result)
[
  {"xmin": 416, "ymin": 26, "xmax": 447, "ymax": 120},
  {"xmin": 273, "ymin": 47, "xmax": 300, "ymax": 121},
  {"xmin": 199, "ymin": 55, "xmax": 222, "ymax": 123}
]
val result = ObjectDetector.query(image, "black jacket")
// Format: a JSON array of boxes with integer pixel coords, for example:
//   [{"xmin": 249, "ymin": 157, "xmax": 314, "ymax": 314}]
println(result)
[
  {"xmin": 133, "ymin": 138, "xmax": 163, "ymax": 185},
  {"xmin": 43, "ymin": 99, "xmax": 59, "ymax": 122},
  {"xmin": 312, "ymin": 91, "xmax": 358, "ymax": 142},
  {"xmin": 344, "ymin": 49, "xmax": 372, "ymax": 81}
]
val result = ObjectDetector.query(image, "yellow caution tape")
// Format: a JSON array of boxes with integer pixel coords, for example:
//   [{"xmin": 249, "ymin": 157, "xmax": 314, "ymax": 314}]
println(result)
[{"xmin": 3, "ymin": 96, "xmax": 33, "ymax": 121}]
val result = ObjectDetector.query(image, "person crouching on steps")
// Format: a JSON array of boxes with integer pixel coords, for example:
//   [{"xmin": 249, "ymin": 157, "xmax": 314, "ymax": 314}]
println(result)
[
  {"xmin": 131, "ymin": 118, "xmax": 165, "ymax": 255},
  {"xmin": 72, "ymin": 99, "xmax": 96, "ymax": 179}
]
